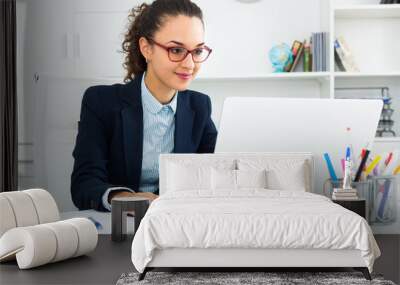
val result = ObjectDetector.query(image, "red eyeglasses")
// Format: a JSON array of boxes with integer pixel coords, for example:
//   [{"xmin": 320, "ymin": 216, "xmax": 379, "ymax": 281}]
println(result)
[{"xmin": 148, "ymin": 39, "xmax": 212, "ymax": 63}]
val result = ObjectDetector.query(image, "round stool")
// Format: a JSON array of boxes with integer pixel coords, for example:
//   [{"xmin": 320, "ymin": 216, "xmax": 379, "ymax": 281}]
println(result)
[{"xmin": 111, "ymin": 197, "xmax": 150, "ymax": 242}]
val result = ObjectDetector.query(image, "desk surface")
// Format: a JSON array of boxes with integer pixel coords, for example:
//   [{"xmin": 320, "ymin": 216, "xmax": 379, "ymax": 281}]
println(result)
[{"xmin": 0, "ymin": 235, "xmax": 134, "ymax": 285}]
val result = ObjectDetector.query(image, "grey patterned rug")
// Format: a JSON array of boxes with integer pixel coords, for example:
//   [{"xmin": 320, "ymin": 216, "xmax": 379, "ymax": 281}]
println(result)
[{"xmin": 116, "ymin": 271, "xmax": 396, "ymax": 285}]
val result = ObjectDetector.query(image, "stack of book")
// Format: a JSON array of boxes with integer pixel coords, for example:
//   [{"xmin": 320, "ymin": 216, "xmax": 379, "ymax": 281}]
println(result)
[
  {"xmin": 284, "ymin": 40, "xmax": 305, "ymax": 72},
  {"xmin": 311, "ymin": 32, "xmax": 327, "ymax": 72},
  {"xmin": 283, "ymin": 31, "xmax": 328, "ymax": 72},
  {"xmin": 332, "ymin": 188, "xmax": 359, "ymax": 200},
  {"xmin": 334, "ymin": 36, "xmax": 359, "ymax": 72}
]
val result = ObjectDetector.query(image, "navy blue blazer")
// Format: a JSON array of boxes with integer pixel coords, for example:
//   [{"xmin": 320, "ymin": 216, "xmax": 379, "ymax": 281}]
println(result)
[{"xmin": 71, "ymin": 73, "xmax": 217, "ymax": 211}]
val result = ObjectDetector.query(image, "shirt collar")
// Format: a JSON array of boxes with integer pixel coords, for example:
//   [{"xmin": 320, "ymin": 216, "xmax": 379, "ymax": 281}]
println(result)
[{"xmin": 141, "ymin": 72, "xmax": 178, "ymax": 114}]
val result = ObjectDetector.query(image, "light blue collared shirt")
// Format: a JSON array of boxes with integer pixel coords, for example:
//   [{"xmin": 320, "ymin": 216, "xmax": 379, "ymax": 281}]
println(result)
[
  {"xmin": 140, "ymin": 73, "xmax": 177, "ymax": 193},
  {"xmin": 102, "ymin": 73, "xmax": 177, "ymax": 210}
]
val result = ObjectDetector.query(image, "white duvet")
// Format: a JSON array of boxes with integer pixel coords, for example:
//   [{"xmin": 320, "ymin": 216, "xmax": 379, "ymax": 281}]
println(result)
[{"xmin": 131, "ymin": 189, "xmax": 380, "ymax": 273}]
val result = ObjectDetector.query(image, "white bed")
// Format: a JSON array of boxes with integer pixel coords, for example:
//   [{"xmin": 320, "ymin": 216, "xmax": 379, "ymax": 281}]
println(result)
[{"xmin": 131, "ymin": 153, "xmax": 380, "ymax": 280}]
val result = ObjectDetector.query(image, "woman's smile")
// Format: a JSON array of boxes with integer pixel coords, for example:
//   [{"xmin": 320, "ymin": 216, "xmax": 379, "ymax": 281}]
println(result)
[{"xmin": 175, "ymin": 72, "xmax": 192, "ymax": 80}]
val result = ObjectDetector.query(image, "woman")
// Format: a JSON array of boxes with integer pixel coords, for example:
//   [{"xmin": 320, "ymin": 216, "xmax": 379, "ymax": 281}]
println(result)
[{"xmin": 71, "ymin": 0, "xmax": 217, "ymax": 211}]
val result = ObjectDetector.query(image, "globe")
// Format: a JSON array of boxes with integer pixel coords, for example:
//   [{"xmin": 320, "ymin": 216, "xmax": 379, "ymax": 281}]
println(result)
[{"xmin": 269, "ymin": 43, "xmax": 293, "ymax": 73}]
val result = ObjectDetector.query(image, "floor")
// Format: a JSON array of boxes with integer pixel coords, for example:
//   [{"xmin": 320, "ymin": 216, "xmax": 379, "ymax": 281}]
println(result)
[
  {"xmin": 0, "ymin": 235, "xmax": 134, "ymax": 285},
  {"xmin": 374, "ymin": 235, "xmax": 400, "ymax": 284},
  {"xmin": 0, "ymin": 235, "xmax": 398, "ymax": 285}
]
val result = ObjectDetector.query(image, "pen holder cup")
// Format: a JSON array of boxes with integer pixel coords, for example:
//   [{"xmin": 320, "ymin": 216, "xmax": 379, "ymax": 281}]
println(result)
[
  {"xmin": 323, "ymin": 176, "xmax": 397, "ymax": 225},
  {"xmin": 369, "ymin": 175, "xmax": 397, "ymax": 225},
  {"xmin": 323, "ymin": 178, "xmax": 372, "ymax": 200}
]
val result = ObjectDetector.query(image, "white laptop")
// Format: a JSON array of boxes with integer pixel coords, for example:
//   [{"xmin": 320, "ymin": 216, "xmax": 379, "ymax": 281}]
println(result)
[{"xmin": 215, "ymin": 97, "xmax": 383, "ymax": 193}]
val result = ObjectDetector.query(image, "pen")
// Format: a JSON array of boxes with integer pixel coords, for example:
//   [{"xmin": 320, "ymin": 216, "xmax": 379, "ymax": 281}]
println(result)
[
  {"xmin": 385, "ymin": 152, "xmax": 393, "ymax": 166},
  {"xmin": 381, "ymin": 152, "xmax": 395, "ymax": 175},
  {"xmin": 341, "ymin": 158, "xmax": 345, "ymax": 175},
  {"xmin": 354, "ymin": 149, "xmax": 370, "ymax": 182},
  {"xmin": 324, "ymin": 153, "xmax": 338, "ymax": 182},
  {"xmin": 354, "ymin": 148, "xmax": 366, "ymax": 174},
  {"xmin": 365, "ymin": 155, "xmax": 381, "ymax": 177},
  {"xmin": 350, "ymin": 144, "xmax": 355, "ymax": 165},
  {"xmin": 88, "ymin": 216, "xmax": 103, "ymax": 230},
  {"xmin": 394, "ymin": 165, "xmax": 400, "ymax": 175},
  {"xmin": 361, "ymin": 149, "xmax": 366, "ymax": 158},
  {"xmin": 345, "ymin": 146, "xmax": 351, "ymax": 161},
  {"xmin": 377, "ymin": 179, "xmax": 391, "ymax": 219}
]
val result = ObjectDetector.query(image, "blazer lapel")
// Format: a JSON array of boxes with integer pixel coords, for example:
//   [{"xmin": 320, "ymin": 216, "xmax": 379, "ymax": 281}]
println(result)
[
  {"xmin": 174, "ymin": 91, "xmax": 195, "ymax": 153},
  {"xmin": 120, "ymin": 75, "xmax": 143, "ymax": 188}
]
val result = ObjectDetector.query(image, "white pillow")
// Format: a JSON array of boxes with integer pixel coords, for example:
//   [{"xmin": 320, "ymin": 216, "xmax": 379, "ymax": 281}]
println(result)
[
  {"xmin": 166, "ymin": 159, "xmax": 236, "ymax": 192},
  {"xmin": 211, "ymin": 168, "xmax": 236, "ymax": 190},
  {"xmin": 236, "ymin": 169, "xmax": 268, "ymax": 188},
  {"xmin": 266, "ymin": 169, "xmax": 306, "ymax": 191},
  {"xmin": 237, "ymin": 158, "xmax": 308, "ymax": 191},
  {"xmin": 211, "ymin": 169, "xmax": 268, "ymax": 190},
  {"xmin": 167, "ymin": 163, "xmax": 210, "ymax": 191}
]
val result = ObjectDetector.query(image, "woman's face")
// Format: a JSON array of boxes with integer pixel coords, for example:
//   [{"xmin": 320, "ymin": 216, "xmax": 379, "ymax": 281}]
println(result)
[{"xmin": 142, "ymin": 15, "xmax": 206, "ymax": 91}]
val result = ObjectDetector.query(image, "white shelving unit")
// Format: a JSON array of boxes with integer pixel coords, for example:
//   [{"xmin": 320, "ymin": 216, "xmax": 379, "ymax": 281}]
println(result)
[
  {"xmin": 334, "ymin": 72, "xmax": 400, "ymax": 79},
  {"xmin": 374, "ymin": 137, "xmax": 400, "ymax": 143},
  {"xmin": 192, "ymin": 1, "xmax": 400, "ymax": 143}
]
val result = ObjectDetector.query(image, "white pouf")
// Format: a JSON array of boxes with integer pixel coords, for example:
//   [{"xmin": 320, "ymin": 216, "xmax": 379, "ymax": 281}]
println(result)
[{"xmin": 0, "ymin": 189, "xmax": 98, "ymax": 269}]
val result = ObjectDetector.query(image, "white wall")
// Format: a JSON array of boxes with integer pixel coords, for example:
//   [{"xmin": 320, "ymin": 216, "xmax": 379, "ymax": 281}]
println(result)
[{"xmin": 17, "ymin": 0, "xmax": 400, "ymax": 211}]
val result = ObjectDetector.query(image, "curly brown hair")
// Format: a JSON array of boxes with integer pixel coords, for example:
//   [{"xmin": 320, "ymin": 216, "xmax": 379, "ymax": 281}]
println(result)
[{"xmin": 122, "ymin": 0, "xmax": 204, "ymax": 82}]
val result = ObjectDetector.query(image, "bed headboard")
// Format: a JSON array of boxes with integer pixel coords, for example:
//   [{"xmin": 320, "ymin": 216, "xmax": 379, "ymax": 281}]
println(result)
[{"xmin": 159, "ymin": 152, "xmax": 314, "ymax": 195}]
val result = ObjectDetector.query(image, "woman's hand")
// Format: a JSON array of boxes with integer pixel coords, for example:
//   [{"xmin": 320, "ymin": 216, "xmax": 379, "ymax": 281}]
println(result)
[
  {"xmin": 133, "ymin": 192, "xmax": 159, "ymax": 202},
  {"xmin": 109, "ymin": 191, "xmax": 158, "ymax": 217},
  {"xmin": 109, "ymin": 190, "xmax": 159, "ymax": 203}
]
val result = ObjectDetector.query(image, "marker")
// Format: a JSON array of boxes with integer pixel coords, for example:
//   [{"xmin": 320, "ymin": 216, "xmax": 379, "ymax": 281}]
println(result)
[
  {"xmin": 346, "ymin": 147, "xmax": 351, "ymax": 161},
  {"xmin": 354, "ymin": 149, "xmax": 370, "ymax": 182},
  {"xmin": 394, "ymin": 165, "xmax": 400, "ymax": 175},
  {"xmin": 385, "ymin": 152, "xmax": 393, "ymax": 166},
  {"xmin": 377, "ymin": 179, "xmax": 391, "ymax": 220},
  {"xmin": 381, "ymin": 152, "xmax": 395, "ymax": 175},
  {"xmin": 350, "ymin": 144, "xmax": 355, "ymax": 165},
  {"xmin": 376, "ymin": 152, "xmax": 388, "ymax": 175},
  {"xmin": 341, "ymin": 158, "xmax": 345, "ymax": 175},
  {"xmin": 365, "ymin": 155, "xmax": 381, "ymax": 177},
  {"xmin": 355, "ymin": 148, "xmax": 366, "ymax": 174},
  {"xmin": 324, "ymin": 153, "xmax": 338, "ymax": 182}
]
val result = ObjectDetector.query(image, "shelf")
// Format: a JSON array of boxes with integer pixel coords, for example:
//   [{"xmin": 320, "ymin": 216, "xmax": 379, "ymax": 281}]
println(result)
[
  {"xmin": 195, "ymin": 72, "xmax": 330, "ymax": 83},
  {"xmin": 335, "ymin": 4, "xmax": 400, "ymax": 19},
  {"xmin": 195, "ymin": 72, "xmax": 400, "ymax": 82},
  {"xmin": 334, "ymin": 72, "xmax": 400, "ymax": 79},
  {"xmin": 374, "ymin": 137, "xmax": 400, "ymax": 143}
]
